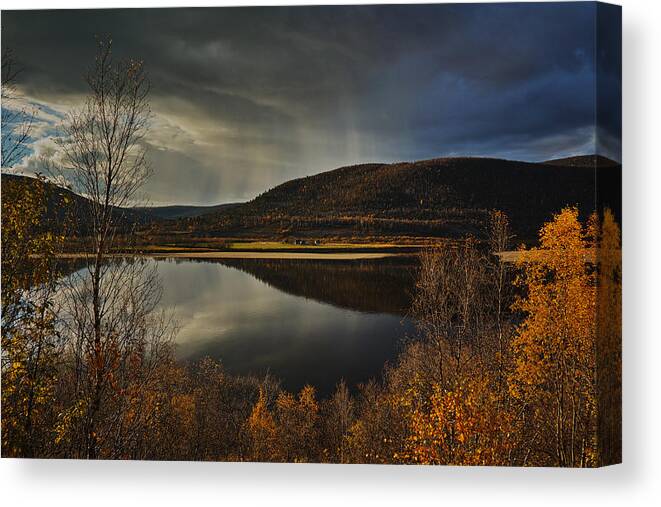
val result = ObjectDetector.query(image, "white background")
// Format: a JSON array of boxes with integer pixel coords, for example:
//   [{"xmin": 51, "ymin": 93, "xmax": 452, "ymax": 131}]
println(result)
[{"xmin": 1, "ymin": 0, "xmax": 659, "ymax": 505}]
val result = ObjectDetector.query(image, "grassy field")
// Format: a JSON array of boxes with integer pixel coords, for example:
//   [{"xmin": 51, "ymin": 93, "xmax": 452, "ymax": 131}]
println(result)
[
  {"xmin": 124, "ymin": 239, "xmax": 436, "ymax": 255},
  {"xmin": 57, "ymin": 239, "xmax": 431, "ymax": 260},
  {"xmin": 226, "ymin": 241, "xmax": 419, "ymax": 251},
  {"xmin": 496, "ymin": 249, "xmax": 605, "ymax": 264}
]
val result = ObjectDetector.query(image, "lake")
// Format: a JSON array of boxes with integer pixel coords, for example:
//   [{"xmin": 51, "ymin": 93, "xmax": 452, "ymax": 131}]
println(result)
[{"xmin": 155, "ymin": 257, "xmax": 419, "ymax": 397}]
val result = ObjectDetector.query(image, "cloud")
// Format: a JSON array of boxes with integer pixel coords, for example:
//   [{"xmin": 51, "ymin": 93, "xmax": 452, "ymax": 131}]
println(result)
[{"xmin": 2, "ymin": 3, "xmax": 621, "ymax": 205}]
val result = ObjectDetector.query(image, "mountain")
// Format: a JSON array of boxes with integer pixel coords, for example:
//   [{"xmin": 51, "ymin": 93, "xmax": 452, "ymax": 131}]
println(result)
[
  {"xmin": 3, "ymin": 154, "xmax": 622, "ymax": 243},
  {"xmin": 542, "ymin": 154, "xmax": 620, "ymax": 168},
  {"xmin": 0, "ymin": 173, "xmax": 153, "ymax": 233},
  {"xmin": 189, "ymin": 155, "xmax": 621, "ymax": 241},
  {"xmin": 137, "ymin": 203, "xmax": 241, "ymax": 220}
]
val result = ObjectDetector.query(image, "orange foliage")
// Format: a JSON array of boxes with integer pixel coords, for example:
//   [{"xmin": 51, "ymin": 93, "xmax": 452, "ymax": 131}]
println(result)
[
  {"xmin": 396, "ymin": 372, "xmax": 519, "ymax": 466},
  {"xmin": 509, "ymin": 207, "xmax": 599, "ymax": 466},
  {"xmin": 246, "ymin": 384, "xmax": 320, "ymax": 462}
]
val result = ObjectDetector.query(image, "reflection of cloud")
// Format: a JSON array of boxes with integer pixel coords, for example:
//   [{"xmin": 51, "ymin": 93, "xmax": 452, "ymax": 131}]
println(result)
[{"xmin": 154, "ymin": 258, "xmax": 413, "ymax": 395}]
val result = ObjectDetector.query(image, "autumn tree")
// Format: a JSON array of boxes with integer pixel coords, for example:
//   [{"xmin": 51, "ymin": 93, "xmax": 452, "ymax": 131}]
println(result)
[
  {"xmin": 488, "ymin": 210, "xmax": 515, "ymax": 379},
  {"xmin": 392, "ymin": 235, "xmax": 520, "ymax": 465},
  {"xmin": 1, "ymin": 50, "xmax": 66, "ymax": 457},
  {"xmin": 345, "ymin": 379, "xmax": 408, "ymax": 464},
  {"xmin": 320, "ymin": 379, "xmax": 355, "ymax": 462},
  {"xmin": 245, "ymin": 386, "xmax": 278, "ymax": 462},
  {"xmin": 273, "ymin": 385, "xmax": 320, "ymax": 462},
  {"xmin": 410, "ymin": 239, "xmax": 489, "ymax": 379},
  {"xmin": 50, "ymin": 38, "xmax": 174, "ymax": 459},
  {"xmin": 595, "ymin": 209, "xmax": 622, "ymax": 465},
  {"xmin": 398, "ymin": 373, "xmax": 520, "ymax": 466},
  {"xmin": 1, "ymin": 176, "xmax": 65, "ymax": 457},
  {"xmin": 246, "ymin": 384, "xmax": 321, "ymax": 462},
  {"xmin": 509, "ymin": 207, "xmax": 598, "ymax": 466}
]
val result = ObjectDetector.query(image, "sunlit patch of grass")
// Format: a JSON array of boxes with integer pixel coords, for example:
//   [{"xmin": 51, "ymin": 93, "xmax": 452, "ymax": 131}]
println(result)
[{"xmin": 227, "ymin": 241, "xmax": 414, "ymax": 251}]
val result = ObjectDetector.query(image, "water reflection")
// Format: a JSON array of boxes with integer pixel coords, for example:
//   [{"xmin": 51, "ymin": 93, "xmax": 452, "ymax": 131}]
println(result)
[{"xmin": 157, "ymin": 257, "xmax": 418, "ymax": 396}]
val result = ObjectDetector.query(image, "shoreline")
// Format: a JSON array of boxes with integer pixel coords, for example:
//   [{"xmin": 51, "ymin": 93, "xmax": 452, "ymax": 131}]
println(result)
[
  {"xmin": 56, "ymin": 249, "xmax": 606, "ymax": 263},
  {"xmin": 55, "ymin": 251, "xmax": 406, "ymax": 260}
]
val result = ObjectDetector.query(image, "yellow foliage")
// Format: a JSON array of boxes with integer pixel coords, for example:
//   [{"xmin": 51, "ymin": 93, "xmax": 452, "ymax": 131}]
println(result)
[
  {"xmin": 398, "ymin": 374, "xmax": 518, "ymax": 466},
  {"xmin": 2, "ymin": 176, "xmax": 65, "ymax": 457},
  {"xmin": 508, "ymin": 207, "xmax": 608, "ymax": 467}
]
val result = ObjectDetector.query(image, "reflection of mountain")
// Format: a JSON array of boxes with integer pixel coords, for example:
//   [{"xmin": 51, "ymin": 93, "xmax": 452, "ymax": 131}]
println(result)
[{"xmin": 211, "ymin": 257, "xmax": 418, "ymax": 316}]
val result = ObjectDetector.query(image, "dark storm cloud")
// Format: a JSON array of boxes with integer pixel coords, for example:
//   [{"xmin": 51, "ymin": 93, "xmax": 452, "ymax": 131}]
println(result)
[
  {"xmin": 1, "ymin": 2, "xmax": 621, "ymax": 205},
  {"xmin": 596, "ymin": 2, "xmax": 622, "ymax": 161}
]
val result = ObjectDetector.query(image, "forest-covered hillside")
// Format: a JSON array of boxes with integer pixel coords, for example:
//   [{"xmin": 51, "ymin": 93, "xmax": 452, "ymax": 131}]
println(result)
[
  {"xmin": 185, "ymin": 155, "xmax": 621, "ymax": 241},
  {"xmin": 2, "ymin": 154, "xmax": 621, "ymax": 243}
]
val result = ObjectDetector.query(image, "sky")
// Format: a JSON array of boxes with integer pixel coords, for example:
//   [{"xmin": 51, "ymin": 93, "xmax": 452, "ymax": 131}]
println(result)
[{"xmin": 1, "ymin": 3, "xmax": 621, "ymax": 206}]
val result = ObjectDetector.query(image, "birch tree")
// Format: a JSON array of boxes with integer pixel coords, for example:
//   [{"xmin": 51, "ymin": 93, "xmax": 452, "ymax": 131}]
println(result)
[{"xmin": 55, "ymin": 38, "xmax": 172, "ymax": 459}]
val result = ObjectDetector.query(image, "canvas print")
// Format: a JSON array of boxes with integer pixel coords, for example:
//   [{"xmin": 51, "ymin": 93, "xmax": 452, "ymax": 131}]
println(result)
[{"xmin": 1, "ymin": 2, "xmax": 621, "ymax": 466}]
